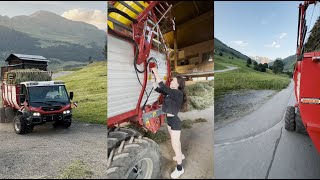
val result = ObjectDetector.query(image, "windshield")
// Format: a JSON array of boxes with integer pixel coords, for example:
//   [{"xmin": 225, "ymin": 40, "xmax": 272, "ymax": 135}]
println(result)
[{"xmin": 28, "ymin": 85, "xmax": 69, "ymax": 104}]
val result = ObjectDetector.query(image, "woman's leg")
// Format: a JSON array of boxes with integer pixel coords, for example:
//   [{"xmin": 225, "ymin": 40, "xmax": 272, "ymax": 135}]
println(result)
[{"xmin": 170, "ymin": 130, "xmax": 183, "ymax": 165}]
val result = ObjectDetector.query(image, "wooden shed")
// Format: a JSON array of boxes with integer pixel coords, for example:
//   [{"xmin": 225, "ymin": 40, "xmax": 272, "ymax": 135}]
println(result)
[{"xmin": 1, "ymin": 53, "xmax": 50, "ymax": 77}]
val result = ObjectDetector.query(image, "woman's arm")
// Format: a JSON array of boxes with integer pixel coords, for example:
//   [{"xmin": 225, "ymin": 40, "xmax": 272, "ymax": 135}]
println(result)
[{"xmin": 151, "ymin": 67, "xmax": 175, "ymax": 97}]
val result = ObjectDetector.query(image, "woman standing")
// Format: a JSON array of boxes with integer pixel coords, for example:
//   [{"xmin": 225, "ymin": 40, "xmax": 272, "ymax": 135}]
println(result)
[{"xmin": 151, "ymin": 67, "xmax": 187, "ymax": 179}]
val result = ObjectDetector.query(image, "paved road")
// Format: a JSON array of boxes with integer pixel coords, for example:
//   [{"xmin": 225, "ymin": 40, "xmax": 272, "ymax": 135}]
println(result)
[
  {"xmin": 214, "ymin": 81, "xmax": 320, "ymax": 179},
  {"xmin": 214, "ymin": 66, "xmax": 238, "ymax": 73},
  {"xmin": 52, "ymin": 71, "xmax": 74, "ymax": 79}
]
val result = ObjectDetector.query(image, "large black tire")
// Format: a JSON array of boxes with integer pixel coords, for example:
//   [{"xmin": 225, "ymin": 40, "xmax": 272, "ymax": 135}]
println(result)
[
  {"xmin": 5, "ymin": 107, "xmax": 16, "ymax": 123},
  {"xmin": 0, "ymin": 108, "xmax": 5, "ymax": 123},
  {"xmin": 63, "ymin": 119, "xmax": 72, "ymax": 129},
  {"xmin": 285, "ymin": 106, "xmax": 295, "ymax": 131},
  {"xmin": 107, "ymin": 128, "xmax": 161, "ymax": 179},
  {"xmin": 13, "ymin": 115, "xmax": 33, "ymax": 134},
  {"xmin": 295, "ymin": 109, "xmax": 308, "ymax": 135}
]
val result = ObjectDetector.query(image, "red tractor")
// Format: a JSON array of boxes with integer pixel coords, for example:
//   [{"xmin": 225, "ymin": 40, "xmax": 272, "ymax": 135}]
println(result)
[
  {"xmin": 285, "ymin": 1, "xmax": 320, "ymax": 153},
  {"xmin": 106, "ymin": 1, "xmax": 174, "ymax": 179},
  {"xmin": 0, "ymin": 58, "xmax": 74, "ymax": 134}
]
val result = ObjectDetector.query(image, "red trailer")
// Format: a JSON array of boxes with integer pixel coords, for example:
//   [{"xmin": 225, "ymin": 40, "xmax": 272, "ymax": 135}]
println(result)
[
  {"xmin": 285, "ymin": 1, "xmax": 320, "ymax": 153},
  {"xmin": 106, "ymin": 1, "xmax": 174, "ymax": 179}
]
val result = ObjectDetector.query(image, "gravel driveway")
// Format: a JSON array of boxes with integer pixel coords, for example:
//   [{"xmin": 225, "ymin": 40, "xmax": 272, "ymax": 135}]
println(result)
[{"xmin": 0, "ymin": 122, "xmax": 108, "ymax": 179}]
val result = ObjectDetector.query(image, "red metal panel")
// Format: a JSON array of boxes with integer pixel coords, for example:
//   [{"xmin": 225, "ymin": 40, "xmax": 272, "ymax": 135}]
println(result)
[
  {"xmin": 107, "ymin": 109, "xmax": 137, "ymax": 127},
  {"xmin": 298, "ymin": 52, "xmax": 320, "ymax": 153}
]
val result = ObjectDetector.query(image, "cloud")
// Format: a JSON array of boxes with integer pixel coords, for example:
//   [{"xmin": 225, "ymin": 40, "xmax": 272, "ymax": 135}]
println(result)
[
  {"xmin": 279, "ymin": 32, "xmax": 287, "ymax": 39},
  {"xmin": 230, "ymin": 40, "xmax": 248, "ymax": 47},
  {"xmin": 61, "ymin": 9, "xmax": 106, "ymax": 30},
  {"xmin": 265, "ymin": 41, "xmax": 280, "ymax": 48}
]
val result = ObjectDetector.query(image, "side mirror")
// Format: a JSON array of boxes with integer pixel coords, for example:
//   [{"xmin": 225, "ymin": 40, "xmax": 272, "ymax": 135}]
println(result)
[
  {"xmin": 20, "ymin": 94, "xmax": 26, "ymax": 105},
  {"xmin": 69, "ymin": 92, "xmax": 74, "ymax": 100}
]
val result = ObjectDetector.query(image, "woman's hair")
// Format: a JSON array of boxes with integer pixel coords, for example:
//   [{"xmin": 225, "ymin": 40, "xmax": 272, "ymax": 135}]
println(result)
[{"xmin": 175, "ymin": 75, "xmax": 187, "ymax": 108}]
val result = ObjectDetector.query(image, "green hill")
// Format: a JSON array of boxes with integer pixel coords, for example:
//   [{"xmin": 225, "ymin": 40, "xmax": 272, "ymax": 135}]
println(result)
[
  {"xmin": 214, "ymin": 37, "xmax": 250, "ymax": 60},
  {"xmin": 54, "ymin": 61, "xmax": 107, "ymax": 124},
  {"xmin": 214, "ymin": 38, "xmax": 290, "ymax": 98},
  {"xmin": 0, "ymin": 11, "xmax": 106, "ymax": 69}
]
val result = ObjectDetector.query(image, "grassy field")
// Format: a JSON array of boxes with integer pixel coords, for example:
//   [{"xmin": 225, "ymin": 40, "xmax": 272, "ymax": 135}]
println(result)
[
  {"xmin": 54, "ymin": 61, "xmax": 107, "ymax": 124},
  {"xmin": 214, "ymin": 61, "xmax": 228, "ymax": 70},
  {"xmin": 215, "ymin": 54, "xmax": 290, "ymax": 98}
]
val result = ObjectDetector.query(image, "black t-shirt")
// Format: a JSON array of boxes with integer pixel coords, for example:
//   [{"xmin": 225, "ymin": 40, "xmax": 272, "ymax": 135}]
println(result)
[{"xmin": 154, "ymin": 81, "xmax": 183, "ymax": 116}]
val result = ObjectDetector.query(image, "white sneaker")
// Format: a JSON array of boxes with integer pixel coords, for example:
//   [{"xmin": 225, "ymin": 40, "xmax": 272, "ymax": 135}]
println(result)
[
  {"xmin": 173, "ymin": 154, "xmax": 185, "ymax": 161},
  {"xmin": 170, "ymin": 167, "xmax": 184, "ymax": 179}
]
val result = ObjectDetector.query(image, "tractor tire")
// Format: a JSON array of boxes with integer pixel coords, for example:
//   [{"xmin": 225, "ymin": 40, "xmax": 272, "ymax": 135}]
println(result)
[
  {"xmin": 285, "ymin": 106, "xmax": 295, "ymax": 131},
  {"xmin": 13, "ymin": 114, "xmax": 33, "ymax": 134},
  {"xmin": 107, "ymin": 128, "xmax": 161, "ymax": 179},
  {"xmin": 63, "ymin": 119, "xmax": 72, "ymax": 129},
  {"xmin": 0, "ymin": 108, "xmax": 5, "ymax": 123},
  {"xmin": 5, "ymin": 107, "xmax": 16, "ymax": 123},
  {"xmin": 295, "ymin": 109, "xmax": 308, "ymax": 135}
]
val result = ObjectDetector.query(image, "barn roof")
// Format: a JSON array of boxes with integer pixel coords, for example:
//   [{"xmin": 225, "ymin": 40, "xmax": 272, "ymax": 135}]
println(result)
[{"xmin": 6, "ymin": 54, "xmax": 50, "ymax": 62}]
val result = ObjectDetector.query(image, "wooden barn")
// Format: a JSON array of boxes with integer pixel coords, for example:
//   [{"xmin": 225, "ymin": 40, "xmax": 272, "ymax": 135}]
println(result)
[{"xmin": 1, "ymin": 54, "xmax": 50, "ymax": 77}]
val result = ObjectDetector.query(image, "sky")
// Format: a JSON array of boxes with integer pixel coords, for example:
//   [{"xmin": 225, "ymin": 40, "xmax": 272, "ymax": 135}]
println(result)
[
  {"xmin": 214, "ymin": 1, "xmax": 320, "ymax": 60},
  {"xmin": 0, "ymin": 1, "xmax": 106, "ymax": 30}
]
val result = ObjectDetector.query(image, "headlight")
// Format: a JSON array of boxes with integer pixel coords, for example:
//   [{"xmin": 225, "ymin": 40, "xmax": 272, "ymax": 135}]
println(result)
[
  {"xmin": 63, "ymin": 110, "xmax": 71, "ymax": 114},
  {"xmin": 33, "ymin": 112, "xmax": 41, "ymax": 116}
]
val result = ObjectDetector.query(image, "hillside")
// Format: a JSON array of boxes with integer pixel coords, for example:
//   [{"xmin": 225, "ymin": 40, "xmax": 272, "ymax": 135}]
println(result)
[
  {"xmin": 54, "ymin": 61, "xmax": 107, "ymax": 124},
  {"xmin": 0, "ymin": 11, "xmax": 106, "ymax": 69},
  {"xmin": 214, "ymin": 37, "xmax": 250, "ymax": 60},
  {"xmin": 0, "ymin": 11, "xmax": 105, "ymax": 47},
  {"xmin": 268, "ymin": 55, "xmax": 296, "ymax": 72},
  {"xmin": 249, "ymin": 56, "xmax": 273, "ymax": 64},
  {"xmin": 214, "ymin": 38, "xmax": 290, "ymax": 98}
]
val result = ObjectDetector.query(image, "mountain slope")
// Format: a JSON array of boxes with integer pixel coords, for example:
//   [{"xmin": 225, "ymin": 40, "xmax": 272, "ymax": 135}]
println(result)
[
  {"xmin": 0, "ymin": 11, "xmax": 105, "ymax": 47},
  {"xmin": 214, "ymin": 37, "xmax": 250, "ymax": 60},
  {"xmin": 0, "ymin": 25, "xmax": 104, "ymax": 65}
]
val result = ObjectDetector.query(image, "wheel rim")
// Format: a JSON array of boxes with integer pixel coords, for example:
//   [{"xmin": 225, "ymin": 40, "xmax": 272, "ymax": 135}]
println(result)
[
  {"xmin": 14, "ymin": 118, "xmax": 21, "ymax": 132},
  {"xmin": 128, "ymin": 158, "xmax": 153, "ymax": 179}
]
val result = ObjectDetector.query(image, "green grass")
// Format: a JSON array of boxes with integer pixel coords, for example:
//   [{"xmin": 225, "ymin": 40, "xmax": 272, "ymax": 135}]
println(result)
[
  {"xmin": 59, "ymin": 160, "xmax": 93, "ymax": 179},
  {"xmin": 214, "ymin": 61, "xmax": 227, "ymax": 70},
  {"xmin": 182, "ymin": 119, "xmax": 194, "ymax": 129},
  {"xmin": 54, "ymin": 61, "xmax": 107, "ymax": 124},
  {"xmin": 214, "ymin": 54, "xmax": 290, "ymax": 98},
  {"xmin": 145, "ymin": 130, "xmax": 168, "ymax": 143},
  {"xmin": 186, "ymin": 81, "xmax": 214, "ymax": 110}
]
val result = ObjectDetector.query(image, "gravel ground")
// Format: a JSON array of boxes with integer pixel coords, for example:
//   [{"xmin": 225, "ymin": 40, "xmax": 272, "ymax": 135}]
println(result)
[
  {"xmin": 0, "ymin": 122, "xmax": 108, "ymax": 179},
  {"xmin": 159, "ymin": 105, "xmax": 214, "ymax": 179},
  {"xmin": 215, "ymin": 89, "xmax": 277, "ymax": 130}
]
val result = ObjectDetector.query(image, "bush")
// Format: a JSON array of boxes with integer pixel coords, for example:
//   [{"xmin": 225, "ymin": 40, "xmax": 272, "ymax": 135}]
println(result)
[
  {"xmin": 219, "ymin": 52, "xmax": 223, "ymax": 56},
  {"xmin": 246, "ymin": 63, "xmax": 250, "ymax": 67}
]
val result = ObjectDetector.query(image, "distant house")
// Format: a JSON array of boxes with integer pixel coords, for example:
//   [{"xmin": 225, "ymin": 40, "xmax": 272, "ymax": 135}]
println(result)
[{"xmin": 1, "ymin": 53, "xmax": 50, "ymax": 77}]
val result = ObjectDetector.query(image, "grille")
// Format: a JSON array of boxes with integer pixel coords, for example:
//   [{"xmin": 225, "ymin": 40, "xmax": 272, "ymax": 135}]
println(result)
[{"xmin": 41, "ymin": 106, "xmax": 62, "ymax": 111}]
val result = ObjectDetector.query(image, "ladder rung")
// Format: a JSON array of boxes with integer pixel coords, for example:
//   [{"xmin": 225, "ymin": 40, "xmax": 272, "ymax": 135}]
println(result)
[
  {"xmin": 159, "ymin": 4, "xmax": 166, "ymax": 12},
  {"xmin": 133, "ymin": 1, "xmax": 145, "ymax": 10},
  {"xmin": 108, "ymin": 16, "xmax": 132, "ymax": 32},
  {"xmin": 154, "ymin": 7, "xmax": 163, "ymax": 16},
  {"xmin": 118, "ymin": 1, "xmax": 140, "ymax": 15}
]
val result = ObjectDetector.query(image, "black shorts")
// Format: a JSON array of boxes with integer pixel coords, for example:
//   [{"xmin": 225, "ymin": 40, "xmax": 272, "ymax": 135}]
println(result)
[{"xmin": 167, "ymin": 116, "xmax": 181, "ymax": 130}]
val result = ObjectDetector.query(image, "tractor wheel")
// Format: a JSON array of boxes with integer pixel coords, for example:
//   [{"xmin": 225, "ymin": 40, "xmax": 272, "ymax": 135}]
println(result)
[
  {"xmin": 107, "ymin": 128, "xmax": 161, "ymax": 179},
  {"xmin": 5, "ymin": 107, "xmax": 16, "ymax": 123},
  {"xmin": 285, "ymin": 106, "xmax": 295, "ymax": 131},
  {"xmin": 63, "ymin": 119, "xmax": 72, "ymax": 129},
  {"xmin": 295, "ymin": 109, "xmax": 308, "ymax": 135},
  {"xmin": 13, "ymin": 115, "xmax": 33, "ymax": 134},
  {"xmin": 0, "ymin": 108, "xmax": 5, "ymax": 123}
]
